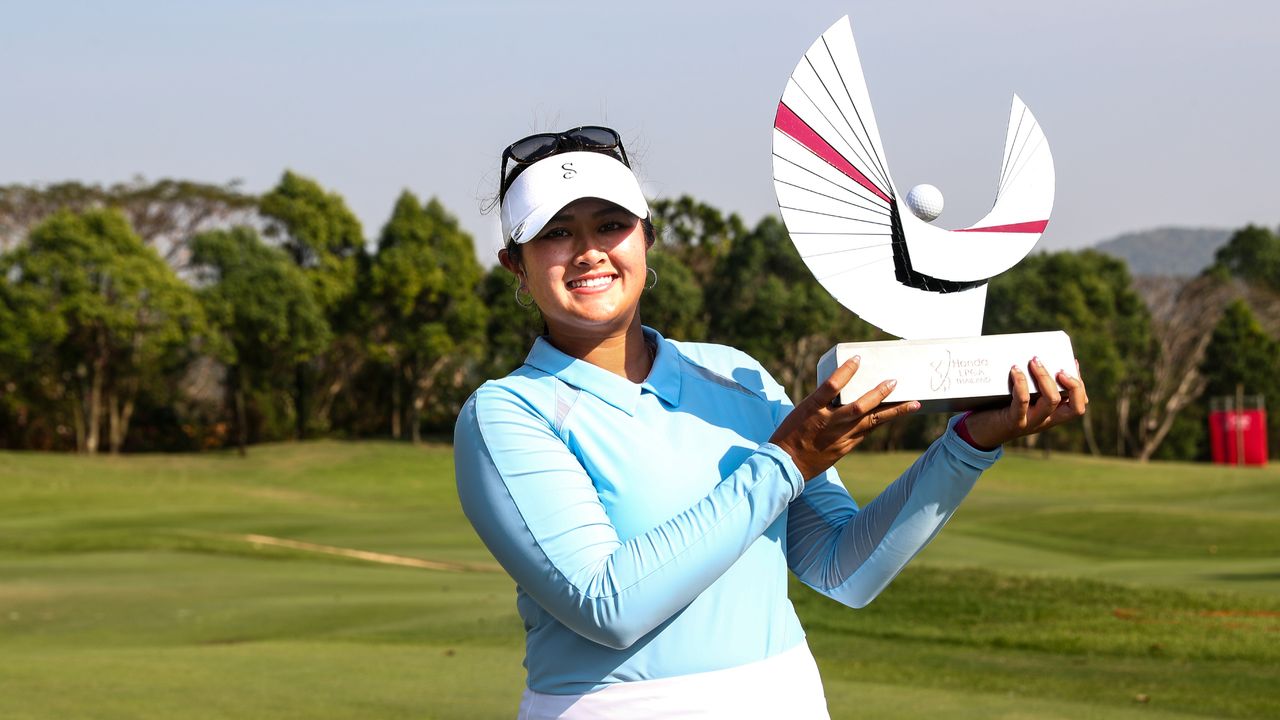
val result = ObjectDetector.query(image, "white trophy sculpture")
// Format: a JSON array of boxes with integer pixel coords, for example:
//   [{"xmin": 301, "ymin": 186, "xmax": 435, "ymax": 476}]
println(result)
[{"xmin": 773, "ymin": 15, "xmax": 1075, "ymax": 411}]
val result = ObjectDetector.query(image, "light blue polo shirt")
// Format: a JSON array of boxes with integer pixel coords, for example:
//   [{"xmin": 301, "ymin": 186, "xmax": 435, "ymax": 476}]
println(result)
[{"xmin": 454, "ymin": 327, "xmax": 1001, "ymax": 694}]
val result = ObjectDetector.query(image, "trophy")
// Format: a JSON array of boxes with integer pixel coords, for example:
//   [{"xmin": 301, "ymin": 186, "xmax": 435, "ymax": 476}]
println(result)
[{"xmin": 773, "ymin": 16, "xmax": 1075, "ymax": 412}]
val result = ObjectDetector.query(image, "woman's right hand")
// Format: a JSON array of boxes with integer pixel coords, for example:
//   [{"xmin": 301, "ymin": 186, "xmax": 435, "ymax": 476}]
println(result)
[{"xmin": 769, "ymin": 357, "xmax": 920, "ymax": 481}]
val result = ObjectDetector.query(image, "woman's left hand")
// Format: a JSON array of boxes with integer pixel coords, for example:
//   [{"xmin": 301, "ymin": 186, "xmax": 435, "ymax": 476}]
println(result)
[{"xmin": 962, "ymin": 357, "xmax": 1088, "ymax": 450}]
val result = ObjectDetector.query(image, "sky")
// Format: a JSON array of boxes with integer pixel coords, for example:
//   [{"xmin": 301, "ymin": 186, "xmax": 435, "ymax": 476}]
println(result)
[{"xmin": 1, "ymin": 0, "xmax": 1276, "ymax": 263}]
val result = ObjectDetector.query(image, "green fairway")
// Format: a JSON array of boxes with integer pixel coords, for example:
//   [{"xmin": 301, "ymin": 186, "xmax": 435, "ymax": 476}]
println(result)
[{"xmin": 2, "ymin": 443, "xmax": 1278, "ymax": 719}]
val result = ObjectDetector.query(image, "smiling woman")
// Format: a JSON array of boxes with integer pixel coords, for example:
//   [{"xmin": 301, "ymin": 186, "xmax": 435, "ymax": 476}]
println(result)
[
  {"xmin": 496, "ymin": 147, "xmax": 655, "ymax": 375},
  {"xmin": 505, "ymin": 195, "xmax": 648, "ymax": 352},
  {"xmin": 452, "ymin": 126, "xmax": 1087, "ymax": 719}
]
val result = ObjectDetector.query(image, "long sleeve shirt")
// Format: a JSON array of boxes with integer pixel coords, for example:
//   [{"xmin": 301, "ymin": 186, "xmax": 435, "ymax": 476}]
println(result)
[{"xmin": 454, "ymin": 327, "xmax": 1001, "ymax": 694}]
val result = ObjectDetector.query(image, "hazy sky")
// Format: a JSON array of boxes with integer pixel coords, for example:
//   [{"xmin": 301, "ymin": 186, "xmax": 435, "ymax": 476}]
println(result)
[{"xmin": 2, "ymin": 1, "xmax": 1276, "ymax": 262}]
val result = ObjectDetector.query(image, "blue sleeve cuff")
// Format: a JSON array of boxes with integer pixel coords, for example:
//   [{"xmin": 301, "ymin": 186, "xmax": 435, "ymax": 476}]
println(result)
[
  {"xmin": 758, "ymin": 442, "xmax": 806, "ymax": 502},
  {"xmin": 943, "ymin": 414, "xmax": 1003, "ymax": 469}
]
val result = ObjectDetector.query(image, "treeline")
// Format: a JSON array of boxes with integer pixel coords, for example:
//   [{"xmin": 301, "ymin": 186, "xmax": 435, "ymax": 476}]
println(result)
[{"xmin": 0, "ymin": 175, "xmax": 1277, "ymax": 460}]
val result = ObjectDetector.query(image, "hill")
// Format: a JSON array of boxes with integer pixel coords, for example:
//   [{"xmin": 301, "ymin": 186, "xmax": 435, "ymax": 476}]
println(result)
[{"xmin": 1093, "ymin": 227, "xmax": 1232, "ymax": 276}]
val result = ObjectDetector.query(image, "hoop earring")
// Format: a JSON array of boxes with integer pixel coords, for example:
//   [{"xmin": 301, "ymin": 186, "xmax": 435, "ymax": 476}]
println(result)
[
  {"xmin": 514, "ymin": 284, "xmax": 535, "ymax": 308},
  {"xmin": 645, "ymin": 267, "xmax": 658, "ymax": 290}
]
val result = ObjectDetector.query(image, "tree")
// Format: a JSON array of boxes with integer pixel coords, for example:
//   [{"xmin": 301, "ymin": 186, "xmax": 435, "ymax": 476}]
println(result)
[
  {"xmin": 0, "ymin": 265, "xmax": 66, "ymax": 448},
  {"xmin": 259, "ymin": 171, "xmax": 366, "ymax": 438},
  {"xmin": 0, "ymin": 178, "xmax": 258, "ymax": 263},
  {"xmin": 477, "ymin": 265, "xmax": 543, "ymax": 383},
  {"xmin": 649, "ymin": 196, "xmax": 747, "ymax": 288},
  {"xmin": 706, "ymin": 215, "xmax": 878, "ymax": 402},
  {"xmin": 1210, "ymin": 224, "xmax": 1280, "ymax": 291},
  {"xmin": 190, "ymin": 227, "xmax": 329, "ymax": 455},
  {"xmin": 7, "ymin": 209, "xmax": 205, "ymax": 453},
  {"xmin": 986, "ymin": 250, "xmax": 1153, "ymax": 457},
  {"xmin": 369, "ymin": 193, "xmax": 486, "ymax": 443},
  {"xmin": 1126, "ymin": 274, "xmax": 1237, "ymax": 461},
  {"xmin": 260, "ymin": 171, "xmax": 364, "ymax": 312},
  {"xmin": 1201, "ymin": 300, "xmax": 1280, "ymax": 454},
  {"xmin": 640, "ymin": 248, "xmax": 707, "ymax": 341}
]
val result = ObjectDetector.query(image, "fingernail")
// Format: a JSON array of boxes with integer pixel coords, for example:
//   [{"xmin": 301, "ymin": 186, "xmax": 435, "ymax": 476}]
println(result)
[
  {"xmin": 887, "ymin": 379, "xmax": 897, "ymax": 389},
  {"xmin": 1031, "ymin": 356, "xmax": 1043, "ymax": 369},
  {"xmin": 910, "ymin": 401, "xmax": 921, "ymax": 410},
  {"xmin": 852, "ymin": 355, "xmax": 861, "ymax": 364},
  {"xmin": 1011, "ymin": 365, "xmax": 1020, "ymax": 373}
]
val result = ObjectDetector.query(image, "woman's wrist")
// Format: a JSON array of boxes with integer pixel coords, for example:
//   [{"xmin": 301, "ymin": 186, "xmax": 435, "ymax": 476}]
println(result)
[{"xmin": 955, "ymin": 411, "xmax": 1000, "ymax": 452}]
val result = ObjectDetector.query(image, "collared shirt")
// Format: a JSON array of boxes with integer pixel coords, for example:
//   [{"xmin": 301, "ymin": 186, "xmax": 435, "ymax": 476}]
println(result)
[{"xmin": 454, "ymin": 327, "xmax": 1002, "ymax": 695}]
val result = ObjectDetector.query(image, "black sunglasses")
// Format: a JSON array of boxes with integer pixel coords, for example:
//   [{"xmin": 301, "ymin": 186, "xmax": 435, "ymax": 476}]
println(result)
[{"xmin": 500, "ymin": 126, "xmax": 630, "ymax": 197}]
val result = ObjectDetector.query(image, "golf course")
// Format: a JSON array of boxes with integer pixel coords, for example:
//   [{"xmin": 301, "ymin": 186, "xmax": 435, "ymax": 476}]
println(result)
[{"xmin": 2, "ymin": 442, "xmax": 1278, "ymax": 719}]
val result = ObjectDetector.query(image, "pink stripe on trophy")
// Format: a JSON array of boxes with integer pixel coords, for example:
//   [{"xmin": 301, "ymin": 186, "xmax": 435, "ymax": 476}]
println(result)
[
  {"xmin": 775, "ymin": 102, "xmax": 891, "ymax": 205},
  {"xmin": 954, "ymin": 220, "xmax": 1049, "ymax": 234}
]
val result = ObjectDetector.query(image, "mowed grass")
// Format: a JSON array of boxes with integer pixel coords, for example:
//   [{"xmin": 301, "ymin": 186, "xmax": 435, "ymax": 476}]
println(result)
[{"xmin": 1, "ymin": 442, "xmax": 1278, "ymax": 719}]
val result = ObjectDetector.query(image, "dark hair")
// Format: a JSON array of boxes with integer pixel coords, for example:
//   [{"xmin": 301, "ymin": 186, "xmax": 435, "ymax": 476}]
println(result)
[{"xmin": 499, "ymin": 129, "xmax": 629, "ymax": 203}]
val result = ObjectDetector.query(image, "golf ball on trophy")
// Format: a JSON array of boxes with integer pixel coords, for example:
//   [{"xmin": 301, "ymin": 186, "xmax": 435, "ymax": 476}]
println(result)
[{"xmin": 906, "ymin": 184, "xmax": 944, "ymax": 223}]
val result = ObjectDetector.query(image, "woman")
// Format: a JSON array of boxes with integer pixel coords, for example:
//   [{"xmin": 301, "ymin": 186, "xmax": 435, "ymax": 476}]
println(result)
[{"xmin": 454, "ymin": 126, "xmax": 1087, "ymax": 719}]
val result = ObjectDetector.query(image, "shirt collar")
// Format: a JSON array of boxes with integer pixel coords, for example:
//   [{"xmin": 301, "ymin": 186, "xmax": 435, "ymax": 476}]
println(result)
[
  {"xmin": 523, "ymin": 326, "xmax": 682, "ymax": 416},
  {"xmin": 640, "ymin": 327, "xmax": 682, "ymax": 407}
]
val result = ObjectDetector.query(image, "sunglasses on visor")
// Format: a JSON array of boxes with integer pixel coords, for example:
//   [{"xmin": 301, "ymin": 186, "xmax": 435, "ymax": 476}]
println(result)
[{"xmin": 500, "ymin": 126, "xmax": 630, "ymax": 196}]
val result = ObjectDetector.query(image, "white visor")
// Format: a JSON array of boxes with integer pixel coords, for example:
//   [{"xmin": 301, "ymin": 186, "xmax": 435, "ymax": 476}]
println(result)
[{"xmin": 500, "ymin": 151, "xmax": 649, "ymax": 244}]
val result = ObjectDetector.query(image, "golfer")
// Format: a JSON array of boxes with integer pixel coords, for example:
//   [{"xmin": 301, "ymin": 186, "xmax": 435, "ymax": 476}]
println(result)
[{"xmin": 454, "ymin": 126, "xmax": 1087, "ymax": 719}]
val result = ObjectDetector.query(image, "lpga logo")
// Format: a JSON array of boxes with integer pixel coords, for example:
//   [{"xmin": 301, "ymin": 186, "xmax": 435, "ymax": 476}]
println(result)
[{"xmin": 930, "ymin": 350, "xmax": 951, "ymax": 392}]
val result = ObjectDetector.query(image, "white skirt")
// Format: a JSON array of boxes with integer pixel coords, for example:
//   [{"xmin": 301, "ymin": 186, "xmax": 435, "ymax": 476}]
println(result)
[{"xmin": 517, "ymin": 641, "xmax": 830, "ymax": 719}]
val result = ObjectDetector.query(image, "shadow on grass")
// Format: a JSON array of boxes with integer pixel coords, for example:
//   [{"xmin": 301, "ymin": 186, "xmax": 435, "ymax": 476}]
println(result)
[{"xmin": 1205, "ymin": 571, "xmax": 1280, "ymax": 582}]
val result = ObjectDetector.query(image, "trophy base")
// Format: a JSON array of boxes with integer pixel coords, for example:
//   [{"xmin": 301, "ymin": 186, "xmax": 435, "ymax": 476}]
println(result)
[{"xmin": 818, "ymin": 331, "xmax": 1077, "ymax": 413}]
